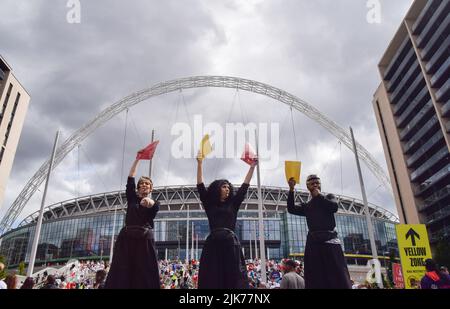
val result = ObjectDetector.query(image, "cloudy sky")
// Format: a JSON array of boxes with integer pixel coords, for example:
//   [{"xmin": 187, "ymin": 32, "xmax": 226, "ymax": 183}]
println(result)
[{"xmin": 0, "ymin": 0, "xmax": 414, "ymax": 227}]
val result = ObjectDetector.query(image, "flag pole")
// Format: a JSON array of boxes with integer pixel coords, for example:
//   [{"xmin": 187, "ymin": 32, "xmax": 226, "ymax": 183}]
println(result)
[
  {"xmin": 255, "ymin": 129, "xmax": 267, "ymax": 284},
  {"xmin": 191, "ymin": 222, "xmax": 194, "ymax": 261},
  {"xmin": 350, "ymin": 127, "xmax": 383, "ymax": 288},
  {"xmin": 149, "ymin": 129, "xmax": 155, "ymax": 178},
  {"xmin": 254, "ymin": 221, "xmax": 258, "ymax": 259},
  {"xmin": 27, "ymin": 131, "xmax": 60, "ymax": 277}
]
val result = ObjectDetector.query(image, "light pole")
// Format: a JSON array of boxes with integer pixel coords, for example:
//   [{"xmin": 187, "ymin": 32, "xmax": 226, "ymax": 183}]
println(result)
[
  {"xmin": 350, "ymin": 127, "xmax": 383, "ymax": 288},
  {"xmin": 177, "ymin": 221, "xmax": 181, "ymax": 260},
  {"xmin": 99, "ymin": 237, "xmax": 105, "ymax": 262}
]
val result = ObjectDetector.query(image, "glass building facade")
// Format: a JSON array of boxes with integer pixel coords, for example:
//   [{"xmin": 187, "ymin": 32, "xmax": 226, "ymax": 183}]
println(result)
[
  {"xmin": 0, "ymin": 186, "xmax": 399, "ymax": 268},
  {"xmin": 373, "ymin": 0, "xmax": 449, "ymax": 246}
]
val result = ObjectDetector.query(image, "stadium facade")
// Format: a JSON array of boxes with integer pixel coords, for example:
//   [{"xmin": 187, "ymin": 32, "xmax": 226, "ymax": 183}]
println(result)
[{"xmin": 0, "ymin": 185, "xmax": 399, "ymax": 268}]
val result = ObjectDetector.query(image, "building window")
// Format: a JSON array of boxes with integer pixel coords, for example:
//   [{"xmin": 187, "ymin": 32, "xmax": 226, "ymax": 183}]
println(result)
[
  {"xmin": 0, "ymin": 92, "xmax": 20, "ymax": 162},
  {"xmin": 0, "ymin": 83, "xmax": 12, "ymax": 123}
]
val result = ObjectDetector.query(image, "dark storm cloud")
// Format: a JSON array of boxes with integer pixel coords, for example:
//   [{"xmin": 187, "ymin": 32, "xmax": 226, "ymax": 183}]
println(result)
[
  {"xmin": 250, "ymin": 0, "xmax": 414, "ymax": 127},
  {"xmin": 0, "ymin": 0, "xmax": 414, "ymax": 223}
]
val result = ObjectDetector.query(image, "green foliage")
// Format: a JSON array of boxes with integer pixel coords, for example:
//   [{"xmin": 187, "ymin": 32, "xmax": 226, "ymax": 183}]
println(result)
[
  {"xmin": 386, "ymin": 249, "xmax": 396, "ymax": 287},
  {"xmin": 382, "ymin": 273, "xmax": 392, "ymax": 289},
  {"xmin": 18, "ymin": 262, "xmax": 26, "ymax": 276},
  {"xmin": 0, "ymin": 255, "xmax": 6, "ymax": 280},
  {"xmin": 434, "ymin": 237, "xmax": 450, "ymax": 268}
]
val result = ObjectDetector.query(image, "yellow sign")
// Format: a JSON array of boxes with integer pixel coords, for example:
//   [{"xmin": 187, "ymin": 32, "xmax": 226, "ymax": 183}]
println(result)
[
  {"xmin": 199, "ymin": 134, "xmax": 212, "ymax": 159},
  {"xmin": 395, "ymin": 224, "xmax": 432, "ymax": 289},
  {"xmin": 285, "ymin": 161, "xmax": 301, "ymax": 183}
]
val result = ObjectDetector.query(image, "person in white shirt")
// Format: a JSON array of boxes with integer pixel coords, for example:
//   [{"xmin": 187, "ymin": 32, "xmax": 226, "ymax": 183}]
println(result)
[{"xmin": 280, "ymin": 259, "xmax": 305, "ymax": 289}]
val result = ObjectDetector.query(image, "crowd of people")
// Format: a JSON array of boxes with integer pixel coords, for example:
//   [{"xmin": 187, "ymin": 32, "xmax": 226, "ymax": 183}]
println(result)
[
  {"xmin": 1, "ymin": 257, "xmax": 449, "ymax": 289},
  {"xmin": 158, "ymin": 258, "xmax": 303, "ymax": 289}
]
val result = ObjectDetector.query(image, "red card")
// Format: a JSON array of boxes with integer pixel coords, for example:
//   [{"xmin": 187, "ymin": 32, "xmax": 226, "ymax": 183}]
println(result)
[{"xmin": 136, "ymin": 140, "xmax": 159, "ymax": 160}]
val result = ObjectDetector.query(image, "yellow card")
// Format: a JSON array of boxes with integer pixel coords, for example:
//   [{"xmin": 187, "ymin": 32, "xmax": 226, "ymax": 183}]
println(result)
[{"xmin": 285, "ymin": 161, "xmax": 301, "ymax": 183}]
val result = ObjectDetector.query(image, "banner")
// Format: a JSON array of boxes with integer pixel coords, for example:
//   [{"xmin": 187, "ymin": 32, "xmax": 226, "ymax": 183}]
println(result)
[
  {"xmin": 199, "ymin": 134, "xmax": 212, "ymax": 159},
  {"xmin": 241, "ymin": 143, "xmax": 257, "ymax": 165},
  {"xmin": 393, "ymin": 263, "xmax": 405, "ymax": 289},
  {"xmin": 136, "ymin": 141, "xmax": 159, "ymax": 160}
]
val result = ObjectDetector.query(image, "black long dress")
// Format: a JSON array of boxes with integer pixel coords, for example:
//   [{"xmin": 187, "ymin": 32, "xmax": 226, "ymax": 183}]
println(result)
[
  {"xmin": 287, "ymin": 191, "xmax": 351, "ymax": 289},
  {"xmin": 197, "ymin": 182, "xmax": 249, "ymax": 289},
  {"xmin": 105, "ymin": 177, "xmax": 160, "ymax": 289}
]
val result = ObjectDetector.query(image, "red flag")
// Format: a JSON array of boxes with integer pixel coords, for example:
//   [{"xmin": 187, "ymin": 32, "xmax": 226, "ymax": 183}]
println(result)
[
  {"xmin": 136, "ymin": 141, "xmax": 159, "ymax": 160},
  {"xmin": 241, "ymin": 142, "xmax": 257, "ymax": 165}
]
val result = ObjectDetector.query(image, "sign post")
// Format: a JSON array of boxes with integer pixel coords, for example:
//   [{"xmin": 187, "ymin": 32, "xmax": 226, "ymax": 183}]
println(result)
[{"xmin": 395, "ymin": 224, "xmax": 432, "ymax": 289}]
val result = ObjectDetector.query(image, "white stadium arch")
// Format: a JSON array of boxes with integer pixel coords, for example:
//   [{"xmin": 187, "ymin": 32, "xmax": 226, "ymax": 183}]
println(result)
[{"xmin": 0, "ymin": 76, "xmax": 391, "ymax": 234}]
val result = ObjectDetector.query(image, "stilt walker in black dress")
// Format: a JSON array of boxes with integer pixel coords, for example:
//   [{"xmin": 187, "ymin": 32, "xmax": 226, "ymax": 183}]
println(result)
[
  {"xmin": 196, "ymin": 154, "xmax": 257, "ymax": 289},
  {"xmin": 287, "ymin": 175, "xmax": 351, "ymax": 289},
  {"xmin": 105, "ymin": 157, "xmax": 160, "ymax": 289}
]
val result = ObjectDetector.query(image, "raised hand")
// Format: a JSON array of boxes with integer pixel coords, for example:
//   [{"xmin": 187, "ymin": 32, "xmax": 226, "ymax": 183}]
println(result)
[
  {"xmin": 140, "ymin": 197, "xmax": 155, "ymax": 208},
  {"xmin": 288, "ymin": 177, "xmax": 296, "ymax": 191},
  {"xmin": 196, "ymin": 150, "xmax": 204, "ymax": 164},
  {"xmin": 197, "ymin": 150, "xmax": 204, "ymax": 184},
  {"xmin": 311, "ymin": 188, "xmax": 321, "ymax": 198}
]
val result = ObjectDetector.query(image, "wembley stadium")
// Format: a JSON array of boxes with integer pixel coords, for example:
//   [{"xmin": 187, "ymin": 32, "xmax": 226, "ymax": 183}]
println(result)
[{"xmin": 0, "ymin": 184, "xmax": 399, "ymax": 271}]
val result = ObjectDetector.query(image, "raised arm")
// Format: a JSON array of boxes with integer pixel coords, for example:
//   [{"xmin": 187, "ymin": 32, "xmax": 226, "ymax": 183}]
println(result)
[
  {"xmin": 233, "ymin": 160, "xmax": 258, "ymax": 208},
  {"xmin": 129, "ymin": 159, "xmax": 140, "ymax": 178},
  {"xmin": 196, "ymin": 153, "xmax": 209, "ymax": 206},
  {"xmin": 324, "ymin": 194, "xmax": 339, "ymax": 213},
  {"xmin": 197, "ymin": 152, "xmax": 204, "ymax": 184},
  {"xmin": 243, "ymin": 160, "xmax": 258, "ymax": 184}
]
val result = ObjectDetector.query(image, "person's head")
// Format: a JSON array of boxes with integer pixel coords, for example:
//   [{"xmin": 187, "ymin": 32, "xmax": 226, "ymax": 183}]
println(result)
[
  {"xmin": 0, "ymin": 262, "xmax": 4, "ymax": 272},
  {"xmin": 306, "ymin": 174, "xmax": 321, "ymax": 193},
  {"xmin": 20, "ymin": 277, "xmax": 35, "ymax": 289},
  {"xmin": 5, "ymin": 273, "xmax": 18, "ymax": 289},
  {"xmin": 207, "ymin": 180, "xmax": 234, "ymax": 203},
  {"xmin": 137, "ymin": 176, "xmax": 153, "ymax": 197},
  {"xmin": 282, "ymin": 259, "xmax": 297, "ymax": 273},
  {"xmin": 409, "ymin": 278, "xmax": 418, "ymax": 288},
  {"xmin": 440, "ymin": 266, "xmax": 449, "ymax": 275},
  {"xmin": 95, "ymin": 270, "xmax": 107, "ymax": 283},
  {"xmin": 425, "ymin": 259, "xmax": 438, "ymax": 272},
  {"xmin": 46, "ymin": 275, "xmax": 56, "ymax": 285}
]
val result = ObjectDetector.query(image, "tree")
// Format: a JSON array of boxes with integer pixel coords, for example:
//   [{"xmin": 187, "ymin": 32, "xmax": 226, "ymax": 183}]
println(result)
[
  {"xmin": 382, "ymin": 273, "xmax": 392, "ymax": 289},
  {"xmin": 386, "ymin": 249, "xmax": 396, "ymax": 287},
  {"xmin": 18, "ymin": 261, "xmax": 26, "ymax": 276},
  {"xmin": 434, "ymin": 236, "xmax": 450, "ymax": 268},
  {"xmin": 0, "ymin": 255, "xmax": 6, "ymax": 280}
]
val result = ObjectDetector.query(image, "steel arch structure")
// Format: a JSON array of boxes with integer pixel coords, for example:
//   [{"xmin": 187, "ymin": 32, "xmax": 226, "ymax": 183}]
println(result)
[{"xmin": 0, "ymin": 76, "xmax": 392, "ymax": 234}]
